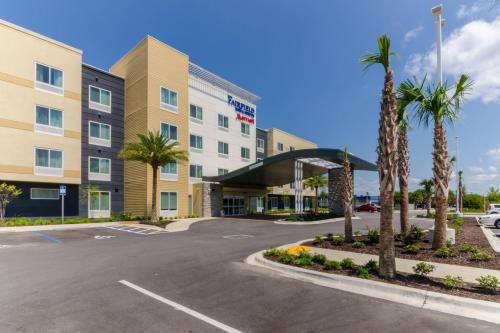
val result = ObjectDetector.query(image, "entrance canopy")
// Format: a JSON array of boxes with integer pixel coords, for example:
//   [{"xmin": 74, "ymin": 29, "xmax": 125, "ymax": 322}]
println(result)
[{"xmin": 203, "ymin": 148, "xmax": 377, "ymax": 187}]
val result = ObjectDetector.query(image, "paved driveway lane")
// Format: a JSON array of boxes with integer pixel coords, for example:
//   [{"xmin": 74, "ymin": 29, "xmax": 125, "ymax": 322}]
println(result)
[{"xmin": 0, "ymin": 216, "xmax": 498, "ymax": 332}]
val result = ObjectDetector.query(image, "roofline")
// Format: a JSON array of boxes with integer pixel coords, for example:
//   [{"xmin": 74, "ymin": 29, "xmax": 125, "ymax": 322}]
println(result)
[
  {"xmin": 0, "ymin": 18, "xmax": 82, "ymax": 54},
  {"xmin": 268, "ymin": 128, "xmax": 317, "ymax": 146},
  {"xmin": 189, "ymin": 62, "xmax": 261, "ymax": 104},
  {"xmin": 83, "ymin": 63, "xmax": 124, "ymax": 80}
]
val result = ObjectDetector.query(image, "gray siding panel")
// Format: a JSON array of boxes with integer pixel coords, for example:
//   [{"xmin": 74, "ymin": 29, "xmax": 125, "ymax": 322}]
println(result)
[
  {"xmin": 256, "ymin": 128, "xmax": 267, "ymax": 160},
  {"xmin": 80, "ymin": 64, "xmax": 125, "ymax": 217}
]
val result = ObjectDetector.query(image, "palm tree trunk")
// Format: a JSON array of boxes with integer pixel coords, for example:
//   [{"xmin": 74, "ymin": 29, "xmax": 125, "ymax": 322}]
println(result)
[
  {"xmin": 151, "ymin": 167, "xmax": 159, "ymax": 222},
  {"xmin": 378, "ymin": 70, "xmax": 397, "ymax": 278},
  {"xmin": 398, "ymin": 127, "xmax": 410, "ymax": 234},
  {"xmin": 315, "ymin": 186, "xmax": 319, "ymax": 214},
  {"xmin": 426, "ymin": 197, "xmax": 432, "ymax": 216},
  {"xmin": 432, "ymin": 119, "xmax": 449, "ymax": 249}
]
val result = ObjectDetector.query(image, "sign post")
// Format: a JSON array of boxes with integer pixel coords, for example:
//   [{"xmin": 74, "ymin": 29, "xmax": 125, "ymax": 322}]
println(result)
[{"xmin": 59, "ymin": 185, "xmax": 66, "ymax": 224}]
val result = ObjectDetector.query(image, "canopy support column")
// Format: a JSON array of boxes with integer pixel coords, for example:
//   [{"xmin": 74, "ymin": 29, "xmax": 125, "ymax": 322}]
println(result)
[
  {"xmin": 328, "ymin": 168, "xmax": 343, "ymax": 216},
  {"xmin": 295, "ymin": 160, "xmax": 304, "ymax": 213}
]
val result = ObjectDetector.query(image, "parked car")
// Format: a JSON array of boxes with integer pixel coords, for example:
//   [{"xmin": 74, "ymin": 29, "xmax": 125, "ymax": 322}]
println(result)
[
  {"xmin": 486, "ymin": 203, "xmax": 500, "ymax": 215},
  {"xmin": 476, "ymin": 213, "xmax": 500, "ymax": 228},
  {"xmin": 355, "ymin": 204, "xmax": 380, "ymax": 213}
]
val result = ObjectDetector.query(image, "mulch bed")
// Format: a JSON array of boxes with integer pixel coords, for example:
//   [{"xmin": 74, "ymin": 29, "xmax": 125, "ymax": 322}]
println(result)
[
  {"xmin": 303, "ymin": 218, "xmax": 500, "ymax": 270},
  {"xmin": 265, "ymin": 254, "xmax": 500, "ymax": 303}
]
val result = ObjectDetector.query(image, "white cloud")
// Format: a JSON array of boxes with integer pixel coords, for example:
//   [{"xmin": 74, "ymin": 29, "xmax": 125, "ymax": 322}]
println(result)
[
  {"xmin": 468, "ymin": 173, "xmax": 498, "ymax": 184},
  {"xmin": 469, "ymin": 166, "xmax": 485, "ymax": 173},
  {"xmin": 404, "ymin": 16, "xmax": 500, "ymax": 103},
  {"xmin": 457, "ymin": 3, "xmax": 481, "ymax": 19},
  {"xmin": 486, "ymin": 148, "xmax": 500, "ymax": 160},
  {"xmin": 404, "ymin": 25, "xmax": 423, "ymax": 42},
  {"xmin": 489, "ymin": 166, "xmax": 498, "ymax": 172}
]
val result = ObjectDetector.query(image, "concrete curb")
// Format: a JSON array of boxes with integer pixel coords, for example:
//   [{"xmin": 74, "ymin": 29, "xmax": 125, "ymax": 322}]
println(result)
[
  {"xmin": 246, "ymin": 244, "xmax": 500, "ymax": 325},
  {"xmin": 0, "ymin": 221, "xmax": 132, "ymax": 233},
  {"xmin": 274, "ymin": 216, "xmax": 360, "ymax": 225},
  {"xmin": 163, "ymin": 217, "xmax": 218, "ymax": 232},
  {"xmin": 480, "ymin": 226, "xmax": 500, "ymax": 253}
]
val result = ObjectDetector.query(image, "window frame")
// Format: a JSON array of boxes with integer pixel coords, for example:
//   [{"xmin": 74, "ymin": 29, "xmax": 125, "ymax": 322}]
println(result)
[
  {"xmin": 30, "ymin": 188, "xmax": 59, "ymax": 200},
  {"xmin": 189, "ymin": 164, "xmax": 203, "ymax": 180},
  {"xmin": 277, "ymin": 142, "xmax": 284, "ymax": 152},
  {"xmin": 218, "ymin": 114, "xmax": 229, "ymax": 130},
  {"xmin": 160, "ymin": 161, "xmax": 178, "ymax": 181},
  {"xmin": 160, "ymin": 191, "xmax": 178, "ymax": 216},
  {"xmin": 218, "ymin": 141, "xmax": 229, "ymax": 157},
  {"xmin": 160, "ymin": 122, "xmax": 178, "ymax": 142},
  {"xmin": 88, "ymin": 121, "xmax": 112, "ymax": 147},
  {"xmin": 34, "ymin": 105, "xmax": 64, "ymax": 136},
  {"xmin": 160, "ymin": 86, "xmax": 178, "ymax": 112},
  {"xmin": 88, "ymin": 191, "xmax": 111, "ymax": 218},
  {"xmin": 256, "ymin": 138, "xmax": 265, "ymax": 153},
  {"xmin": 35, "ymin": 62, "xmax": 64, "ymax": 95},
  {"xmin": 241, "ymin": 147, "xmax": 250, "ymax": 161},
  {"xmin": 34, "ymin": 147, "xmax": 63, "ymax": 177},
  {"xmin": 241, "ymin": 122, "xmax": 250, "ymax": 136},
  {"xmin": 218, "ymin": 168, "xmax": 229, "ymax": 176},
  {"xmin": 88, "ymin": 156, "xmax": 111, "ymax": 181},
  {"xmin": 89, "ymin": 85, "xmax": 112, "ymax": 113},
  {"xmin": 189, "ymin": 104, "xmax": 203, "ymax": 123},
  {"xmin": 189, "ymin": 133, "xmax": 203, "ymax": 152}
]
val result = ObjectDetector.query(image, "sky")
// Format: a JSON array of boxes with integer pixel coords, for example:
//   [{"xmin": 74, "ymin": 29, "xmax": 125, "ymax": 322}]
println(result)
[{"xmin": 3, "ymin": 0, "xmax": 500, "ymax": 195}]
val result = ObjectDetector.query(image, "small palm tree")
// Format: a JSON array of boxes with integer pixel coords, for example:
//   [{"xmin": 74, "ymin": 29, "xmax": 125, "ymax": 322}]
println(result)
[
  {"xmin": 119, "ymin": 131, "xmax": 188, "ymax": 222},
  {"xmin": 396, "ymin": 91, "xmax": 411, "ymax": 234},
  {"xmin": 341, "ymin": 149, "xmax": 354, "ymax": 242},
  {"xmin": 419, "ymin": 179, "xmax": 434, "ymax": 216},
  {"xmin": 360, "ymin": 34, "xmax": 398, "ymax": 278},
  {"xmin": 398, "ymin": 75, "xmax": 472, "ymax": 249},
  {"xmin": 303, "ymin": 175, "xmax": 327, "ymax": 214}
]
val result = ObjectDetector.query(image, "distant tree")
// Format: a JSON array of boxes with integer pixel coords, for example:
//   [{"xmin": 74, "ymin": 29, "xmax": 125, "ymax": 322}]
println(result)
[
  {"xmin": 419, "ymin": 179, "xmax": 434, "ymax": 216},
  {"xmin": 486, "ymin": 187, "xmax": 500, "ymax": 203},
  {"xmin": 0, "ymin": 183, "xmax": 22, "ymax": 222},
  {"xmin": 303, "ymin": 176, "xmax": 327, "ymax": 214},
  {"xmin": 393, "ymin": 191, "xmax": 401, "ymax": 206},
  {"xmin": 463, "ymin": 193, "xmax": 483, "ymax": 210}
]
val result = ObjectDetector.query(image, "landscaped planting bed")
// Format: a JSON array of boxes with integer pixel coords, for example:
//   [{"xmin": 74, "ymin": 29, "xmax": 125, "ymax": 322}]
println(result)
[
  {"xmin": 263, "ymin": 248, "xmax": 500, "ymax": 302},
  {"xmin": 303, "ymin": 218, "xmax": 499, "ymax": 270}
]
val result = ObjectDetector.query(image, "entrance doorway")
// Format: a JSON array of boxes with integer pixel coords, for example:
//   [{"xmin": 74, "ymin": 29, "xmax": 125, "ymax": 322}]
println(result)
[
  {"xmin": 223, "ymin": 196, "xmax": 245, "ymax": 216},
  {"xmin": 249, "ymin": 196, "xmax": 264, "ymax": 213}
]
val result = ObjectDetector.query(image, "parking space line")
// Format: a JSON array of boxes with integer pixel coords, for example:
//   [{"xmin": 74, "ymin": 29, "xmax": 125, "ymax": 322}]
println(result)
[
  {"xmin": 31, "ymin": 231, "xmax": 63, "ymax": 244},
  {"xmin": 119, "ymin": 280, "xmax": 243, "ymax": 333}
]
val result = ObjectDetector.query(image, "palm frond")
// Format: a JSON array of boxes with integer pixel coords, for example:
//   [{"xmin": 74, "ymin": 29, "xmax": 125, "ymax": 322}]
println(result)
[{"xmin": 360, "ymin": 34, "xmax": 395, "ymax": 74}]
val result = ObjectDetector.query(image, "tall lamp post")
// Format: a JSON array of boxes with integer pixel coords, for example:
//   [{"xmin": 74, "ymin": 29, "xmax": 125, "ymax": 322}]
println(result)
[
  {"xmin": 455, "ymin": 136, "xmax": 462, "ymax": 216},
  {"xmin": 431, "ymin": 4, "xmax": 444, "ymax": 83}
]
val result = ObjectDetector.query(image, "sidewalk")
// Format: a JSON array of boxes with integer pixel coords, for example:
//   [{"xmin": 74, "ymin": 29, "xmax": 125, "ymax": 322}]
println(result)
[
  {"xmin": 164, "ymin": 217, "xmax": 217, "ymax": 232},
  {"xmin": 310, "ymin": 247, "xmax": 500, "ymax": 284},
  {"xmin": 0, "ymin": 221, "xmax": 130, "ymax": 233}
]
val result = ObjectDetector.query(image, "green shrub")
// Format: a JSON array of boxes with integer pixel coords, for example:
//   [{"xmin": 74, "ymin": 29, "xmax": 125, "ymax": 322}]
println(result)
[
  {"xmin": 435, "ymin": 247, "xmax": 454, "ymax": 258},
  {"xmin": 311, "ymin": 253, "xmax": 327, "ymax": 265},
  {"xmin": 355, "ymin": 266, "xmax": 373, "ymax": 279},
  {"xmin": 324, "ymin": 233, "xmax": 334, "ymax": 241},
  {"xmin": 277, "ymin": 252, "xmax": 295, "ymax": 265},
  {"xmin": 353, "ymin": 230, "xmax": 361, "ymax": 237},
  {"xmin": 476, "ymin": 275, "xmax": 499, "ymax": 293},
  {"xmin": 331, "ymin": 234, "xmax": 345, "ymax": 246},
  {"xmin": 364, "ymin": 259, "xmax": 378, "ymax": 274},
  {"xmin": 292, "ymin": 252, "xmax": 313, "ymax": 266},
  {"xmin": 367, "ymin": 228, "xmax": 380, "ymax": 244},
  {"xmin": 470, "ymin": 252, "xmax": 493, "ymax": 261},
  {"xmin": 403, "ymin": 244, "xmax": 420, "ymax": 254},
  {"xmin": 263, "ymin": 248, "xmax": 282, "ymax": 257},
  {"xmin": 352, "ymin": 241, "xmax": 365, "ymax": 249},
  {"xmin": 341, "ymin": 258, "xmax": 354, "ymax": 270},
  {"xmin": 323, "ymin": 260, "xmax": 341, "ymax": 271},
  {"xmin": 313, "ymin": 235, "xmax": 324, "ymax": 245},
  {"xmin": 412, "ymin": 262, "xmax": 435, "ymax": 276},
  {"xmin": 442, "ymin": 275, "xmax": 464, "ymax": 289},
  {"xmin": 451, "ymin": 217, "xmax": 464, "ymax": 234},
  {"xmin": 394, "ymin": 232, "xmax": 404, "ymax": 242},
  {"xmin": 461, "ymin": 244, "xmax": 479, "ymax": 254},
  {"xmin": 403, "ymin": 224, "xmax": 424, "ymax": 245}
]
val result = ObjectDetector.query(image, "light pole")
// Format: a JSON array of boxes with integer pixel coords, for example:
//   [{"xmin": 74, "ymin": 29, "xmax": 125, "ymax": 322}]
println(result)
[
  {"xmin": 431, "ymin": 4, "xmax": 444, "ymax": 83},
  {"xmin": 455, "ymin": 136, "xmax": 462, "ymax": 216}
]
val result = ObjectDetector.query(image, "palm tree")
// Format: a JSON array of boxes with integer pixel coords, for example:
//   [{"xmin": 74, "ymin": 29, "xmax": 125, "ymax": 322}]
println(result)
[
  {"xmin": 419, "ymin": 179, "xmax": 434, "ymax": 216},
  {"xmin": 119, "ymin": 131, "xmax": 188, "ymax": 222},
  {"xmin": 398, "ymin": 75, "xmax": 472, "ymax": 249},
  {"xmin": 342, "ymin": 149, "xmax": 354, "ymax": 242},
  {"xmin": 396, "ymin": 92, "xmax": 411, "ymax": 234},
  {"xmin": 458, "ymin": 170, "xmax": 464, "ymax": 212},
  {"xmin": 303, "ymin": 175, "xmax": 327, "ymax": 214},
  {"xmin": 360, "ymin": 35, "xmax": 397, "ymax": 278}
]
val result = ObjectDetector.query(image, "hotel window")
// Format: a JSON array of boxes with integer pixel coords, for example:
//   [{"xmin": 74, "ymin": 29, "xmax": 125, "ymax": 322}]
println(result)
[
  {"xmin": 89, "ymin": 157, "xmax": 111, "ymax": 181},
  {"xmin": 89, "ymin": 191, "xmax": 110, "ymax": 217},
  {"xmin": 89, "ymin": 86, "xmax": 111, "ymax": 112},
  {"xmin": 189, "ymin": 164, "xmax": 203, "ymax": 179},
  {"xmin": 277, "ymin": 142, "xmax": 284, "ymax": 152},
  {"xmin": 289, "ymin": 146, "xmax": 295, "ymax": 151},
  {"xmin": 160, "ymin": 86, "xmax": 178, "ymax": 111},
  {"xmin": 35, "ymin": 105, "xmax": 63, "ymax": 136},
  {"xmin": 218, "ymin": 114, "xmax": 229, "ymax": 129},
  {"xmin": 161, "ymin": 162, "xmax": 178, "ymax": 181},
  {"xmin": 190, "ymin": 134, "xmax": 203, "ymax": 150},
  {"xmin": 241, "ymin": 123, "xmax": 250, "ymax": 136},
  {"xmin": 218, "ymin": 141, "xmax": 229, "ymax": 156},
  {"xmin": 270, "ymin": 197, "xmax": 278, "ymax": 210},
  {"xmin": 30, "ymin": 188, "xmax": 59, "ymax": 200},
  {"xmin": 35, "ymin": 148, "xmax": 63, "ymax": 177},
  {"xmin": 241, "ymin": 147, "xmax": 250, "ymax": 160},
  {"xmin": 89, "ymin": 121, "xmax": 111, "ymax": 147},
  {"xmin": 257, "ymin": 138, "xmax": 265, "ymax": 153},
  {"xmin": 218, "ymin": 168, "xmax": 229, "ymax": 176},
  {"xmin": 190, "ymin": 104, "xmax": 203, "ymax": 122},
  {"xmin": 161, "ymin": 122, "xmax": 178, "ymax": 141},
  {"xmin": 35, "ymin": 63, "xmax": 63, "ymax": 94},
  {"xmin": 284, "ymin": 196, "xmax": 290, "ymax": 209},
  {"xmin": 161, "ymin": 192, "xmax": 177, "ymax": 211}
]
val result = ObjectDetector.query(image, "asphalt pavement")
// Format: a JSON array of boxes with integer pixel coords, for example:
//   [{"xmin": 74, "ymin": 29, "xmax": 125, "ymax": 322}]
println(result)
[{"xmin": 0, "ymin": 213, "xmax": 498, "ymax": 333}]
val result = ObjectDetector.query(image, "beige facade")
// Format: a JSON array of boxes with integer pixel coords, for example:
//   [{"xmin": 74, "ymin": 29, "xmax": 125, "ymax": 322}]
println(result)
[
  {"xmin": 0, "ymin": 19, "xmax": 82, "ymax": 185},
  {"xmin": 111, "ymin": 36, "xmax": 190, "ymax": 217}
]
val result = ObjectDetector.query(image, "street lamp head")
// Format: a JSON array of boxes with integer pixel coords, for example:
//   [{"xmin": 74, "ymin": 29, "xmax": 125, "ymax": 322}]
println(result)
[{"xmin": 431, "ymin": 4, "xmax": 443, "ymax": 16}]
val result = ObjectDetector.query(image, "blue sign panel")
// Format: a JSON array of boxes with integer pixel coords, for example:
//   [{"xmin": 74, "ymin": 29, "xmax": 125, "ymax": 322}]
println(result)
[
  {"xmin": 228, "ymin": 95, "xmax": 255, "ymax": 124},
  {"xmin": 59, "ymin": 185, "xmax": 66, "ymax": 196}
]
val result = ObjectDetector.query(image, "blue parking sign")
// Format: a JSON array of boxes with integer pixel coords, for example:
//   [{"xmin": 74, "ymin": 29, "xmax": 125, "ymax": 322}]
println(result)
[{"xmin": 59, "ymin": 185, "xmax": 66, "ymax": 196}]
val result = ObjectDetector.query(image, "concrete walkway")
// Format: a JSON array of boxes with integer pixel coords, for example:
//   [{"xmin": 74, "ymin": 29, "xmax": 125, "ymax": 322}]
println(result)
[
  {"xmin": 310, "ymin": 247, "xmax": 500, "ymax": 284},
  {"xmin": 275, "ymin": 216, "xmax": 360, "ymax": 225},
  {"xmin": 0, "ymin": 221, "xmax": 129, "ymax": 233},
  {"xmin": 163, "ymin": 217, "xmax": 217, "ymax": 232}
]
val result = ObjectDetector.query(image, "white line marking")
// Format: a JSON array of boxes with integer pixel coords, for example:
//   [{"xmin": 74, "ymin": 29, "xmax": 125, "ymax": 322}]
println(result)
[{"xmin": 119, "ymin": 280, "xmax": 243, "ymax": 333}]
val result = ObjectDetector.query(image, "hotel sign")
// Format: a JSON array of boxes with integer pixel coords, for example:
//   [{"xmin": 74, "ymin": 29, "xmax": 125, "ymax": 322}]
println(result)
[{"xmin": 228, "ymin": 95, "xmax": 255, "ymax": 124}]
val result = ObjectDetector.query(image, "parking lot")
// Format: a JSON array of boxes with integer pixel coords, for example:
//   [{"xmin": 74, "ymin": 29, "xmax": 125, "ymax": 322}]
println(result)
[{"xmin": 0, "ymin": 214, "xmax": 498, "ymax": 332}]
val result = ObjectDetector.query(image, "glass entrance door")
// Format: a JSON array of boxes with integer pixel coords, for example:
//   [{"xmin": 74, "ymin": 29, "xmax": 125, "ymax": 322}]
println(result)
[{"xmin": 223, "ymin": 196, "xmax": 245, "ymax": 216}]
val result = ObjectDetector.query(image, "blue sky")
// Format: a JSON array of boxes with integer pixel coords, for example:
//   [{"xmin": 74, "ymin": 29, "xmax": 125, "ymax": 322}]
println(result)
[{"xmin": 3, "ymin": 0, "xmax": 500, "ymax": 195}]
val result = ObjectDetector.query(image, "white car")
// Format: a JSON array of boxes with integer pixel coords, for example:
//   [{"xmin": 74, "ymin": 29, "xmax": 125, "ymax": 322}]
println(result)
[
  {"xmin": 476, "ymin": 214, "xmax": 500, "ymax": 228},
  {"xmin": 486, "ymin": 203, "xmax": 500, "ymax": 215}
]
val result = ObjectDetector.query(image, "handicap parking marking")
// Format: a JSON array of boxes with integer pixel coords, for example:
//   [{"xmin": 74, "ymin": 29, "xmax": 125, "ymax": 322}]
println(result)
[
  {"xmin": 105, "ymin": 225, "xmax": 169, "ymax": 236},
  {"xmin": 223, "ymin": 234, "xmax": 254, "ymax": 240},
  {"xmin": 31, "ymin": 231, "xmax": 63, "ymax": 244}
]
